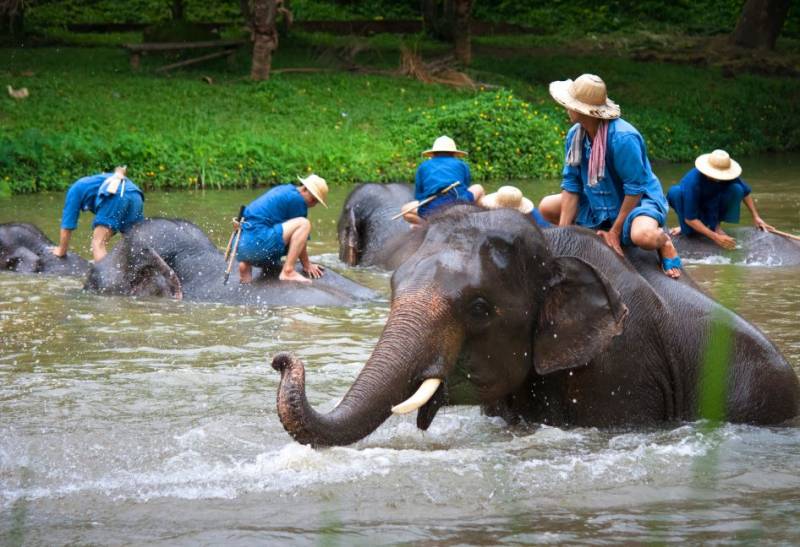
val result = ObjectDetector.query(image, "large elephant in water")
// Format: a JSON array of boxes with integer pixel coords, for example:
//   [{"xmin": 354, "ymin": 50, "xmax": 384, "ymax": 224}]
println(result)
[
  {"xmin": 337, "ymin": 183, "xmax": 413, "ymax": 268},
  {"xmin": 85, "ymin": 218, "xmax": 377, "ymax": 306},
  {"xmin": 272, "ymin": 205, "xmax": 799, "ymax": 446},
  {"xmin": 0, "ymin": 222, "xmax": 89, "ymax": 276},
  {"xmin": 673, "ymin": 227, "xmax": 800, "ymax": 266}
]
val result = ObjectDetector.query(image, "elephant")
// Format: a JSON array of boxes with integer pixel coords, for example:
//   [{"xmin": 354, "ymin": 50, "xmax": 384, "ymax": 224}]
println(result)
[
  {"xmin": 672, "ymin": 227, "xmax": 800, "ymax": 266},
  {"xmin": 85, "ymin": 218, "xmax": 378, "ymax": 306},
  {"xmin": 0, "ymin": 222, "xmax": 89, "ymax": 276},
  {"xmin": 272, "ymin": 204, "xmax": 799, "ymax": 447},
  {"xmin": 337, "ymin": 183, "xmax": 413, "ymax": 268}
]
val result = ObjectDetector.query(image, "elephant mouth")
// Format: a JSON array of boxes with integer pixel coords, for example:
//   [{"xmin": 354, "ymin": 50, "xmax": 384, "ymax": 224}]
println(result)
[{"xmin": 392, "ymin": 378, "xmax": 447, "ymax": 431}]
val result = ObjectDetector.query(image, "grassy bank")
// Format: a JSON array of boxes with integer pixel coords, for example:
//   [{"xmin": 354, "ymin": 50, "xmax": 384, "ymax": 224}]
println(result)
[{"xmin": 2, "ymin": 32, "xmax": 799, "ymax": 195}]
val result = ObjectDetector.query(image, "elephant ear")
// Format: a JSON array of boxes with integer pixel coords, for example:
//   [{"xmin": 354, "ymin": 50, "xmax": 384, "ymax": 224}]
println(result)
[
  {"xmin": 127, "ymin": 247, "xmax": 183, "ymax": 300},
  {"xmin": 533, "ymin": 256, "xmax": 627, "ymax": 375}
]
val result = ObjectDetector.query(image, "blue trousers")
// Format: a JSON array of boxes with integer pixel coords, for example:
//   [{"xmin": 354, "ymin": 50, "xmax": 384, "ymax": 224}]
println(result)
[
  {"xmin": 667, "ymin": 183, "xmax": 745, "ymax": 235},
  {"xmin": 93, "ymin": 191, "xmax": 144, "ymax": 233}
]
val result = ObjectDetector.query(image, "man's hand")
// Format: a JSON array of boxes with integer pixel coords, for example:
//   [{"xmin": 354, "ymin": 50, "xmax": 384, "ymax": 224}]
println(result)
[
  {"xmin": 303, "ymin": 263, "xmax": 325, "ymax": 279},
  {"xmin": 597, "ymin": 228, "xmax": 624, "ymax": 256},
  {"xmin": 51, "ymin": 246, "xmax": 66, "ymax": 258},
  {"xmin": 753, "ymin": 216, "xmax": 774, "ymax": 232},
  {"xmin": 713, "ymin": 233, "xmax": 737, "ymax": 250}
]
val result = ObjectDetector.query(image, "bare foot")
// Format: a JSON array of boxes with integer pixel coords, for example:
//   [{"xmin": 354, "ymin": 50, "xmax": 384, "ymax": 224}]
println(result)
[
  {"xmin": 669, "ymin": 226, "xmax": 681, "ymax": 237},
  {"xmin": 658, "ymin": 238, "xmax": 682, "ymax": 279},
  {"xmin": 279, "ymin": 269, "xmax": 312, "ymax": 284},
  {"xmin": 239, "ymin": 262, "xmax": 253, "ymax": 284}
]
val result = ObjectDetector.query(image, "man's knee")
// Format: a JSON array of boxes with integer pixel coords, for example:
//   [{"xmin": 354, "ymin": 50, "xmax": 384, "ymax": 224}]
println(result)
[
  {"xmin": 630, "ymin": 216, "xmax": 665, "ymax": 248},
  {"xmin": 469, "ymin": 184, "xmax": 485, "ymax": 201}
]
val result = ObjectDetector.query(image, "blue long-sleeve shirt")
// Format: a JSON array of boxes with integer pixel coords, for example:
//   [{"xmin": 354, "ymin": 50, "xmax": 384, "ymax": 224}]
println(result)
[
  {"xmin": 60, "ymin": 173, "xmax": 144, "ymax": 230},
  {"xmin": 561, "ymin": 118, "xmax": 667, "ymax": 229},
  {"xmin": 415, "ymin": 156, "xmax": 472, "ymax": 201}
]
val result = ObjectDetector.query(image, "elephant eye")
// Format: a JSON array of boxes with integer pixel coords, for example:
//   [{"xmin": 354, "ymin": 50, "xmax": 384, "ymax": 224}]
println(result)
[{"xmin": 468, "ymin": 297, "xmax": 493, "ymax": 320}]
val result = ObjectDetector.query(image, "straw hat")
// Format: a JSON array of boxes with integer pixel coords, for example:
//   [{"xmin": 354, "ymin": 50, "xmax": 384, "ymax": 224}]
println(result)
[
  {"xmin": 422, "ymin": 135, "xmax": 468, "ymax": 157},
  {"xmin": 549, "ymin": 74, "xmax": 621, "ymax": 120},
  {"xmin": 478, "ymin": 185, "xmax": 534, "ymax": 214},
  {"xmin": 695, "ymin": 149, "xmax": 742, "ymax": 181},
  {"xmin": 297, "ymin": 174, "xmax": 329, "ymax": 208}
]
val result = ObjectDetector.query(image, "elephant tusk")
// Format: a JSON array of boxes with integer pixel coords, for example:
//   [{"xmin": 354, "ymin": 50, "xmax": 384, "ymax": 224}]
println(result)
[{"xmin": 391, "ymin": 378, "xmax": 442, "ymax": 415}]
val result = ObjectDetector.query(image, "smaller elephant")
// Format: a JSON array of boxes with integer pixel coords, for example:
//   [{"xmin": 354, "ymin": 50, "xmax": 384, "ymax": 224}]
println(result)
[
  {"xmin": 337, "ymin": 183, "xmax": 413, "ymax": 268},
  {"xmin": 0, "ymin": 222, "xmax": 90, "ymax": 276},
  {"xmin": 85, "ymin": 218, "xmax": 378, "ymax": 307},
  {"xmin": 672, "ymin": 227, "xmax": 800, "ymax": 266}
]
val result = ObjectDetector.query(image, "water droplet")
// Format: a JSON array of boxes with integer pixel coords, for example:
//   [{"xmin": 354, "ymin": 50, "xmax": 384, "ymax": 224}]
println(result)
[{"xmin": 571, "ymin": 398, "xmax": 577, "ymax": 404}]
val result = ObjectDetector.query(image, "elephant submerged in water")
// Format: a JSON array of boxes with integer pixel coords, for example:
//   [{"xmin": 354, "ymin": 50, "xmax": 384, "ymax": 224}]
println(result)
[
  {"xmin": 672, "ymin": 227, "xmax": 800, "ymax": 266},
  {"xmin": 85, "ymin": 218, "xmax": 377, "ymax": 306},
  {"xmin": 272, "ymin": 205, "xmax": 799, "ymax": 447},
  {"xmin": 337, "ymin": 183, "xmax": 413, "ymax": 268},
  {"xmin": 0, "ymin": 222, "xmax": 89, "ymax": 276}
]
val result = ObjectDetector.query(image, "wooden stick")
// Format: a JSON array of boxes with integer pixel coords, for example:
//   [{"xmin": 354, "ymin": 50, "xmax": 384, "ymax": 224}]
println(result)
[
  {"xmin": 155, "ymin": 48, "xmax": 237, "ymax": 73},
  {"xmin": 767, "ymin": 226, "xmax": 800, "ymax": 242},
  {"xmin": 391, "ymin": 181, "xmax": 461, "ymax": 220},
  {"xmin": 223, "ymin": 206, "xmax": 246, "ymax": 285}
]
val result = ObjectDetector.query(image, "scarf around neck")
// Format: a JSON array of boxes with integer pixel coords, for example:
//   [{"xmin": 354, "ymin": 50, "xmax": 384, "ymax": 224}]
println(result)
[{"xmin": 566, "ymin": 120, "xmax": 608, "ymax": 187}]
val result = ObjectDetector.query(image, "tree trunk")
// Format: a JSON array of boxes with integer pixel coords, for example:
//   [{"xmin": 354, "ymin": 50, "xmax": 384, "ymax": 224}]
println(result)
[
  {"xmin": 247, "ymin": 0, "xmax": 280, "ymax": 81},
  {"xmin": 452, "ymin": 0, "xmax": 472, "ymax": 65},
  {"xmin": 730, "ymin": 0, "xmax": 791, "ymax": 50},
  {"xmin": 1, "ymin": 0, "xmax": 25, "ymax": 43},
  {"xmin": 421, "ymin": 0, "xmax": 454, "ymax": 41},
  {"xmin": 421, "ymin": 0, "xmax": 473, "ymax": 65},
  {"xmin": 171, "ymin": 0, "xmax": 185, "ymax": 20}
]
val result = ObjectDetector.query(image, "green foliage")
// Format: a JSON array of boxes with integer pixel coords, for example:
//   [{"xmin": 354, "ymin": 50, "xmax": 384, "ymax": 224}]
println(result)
[
  {"xmin": 2, "ymin": 30, "xmax": 799, "ymax": 195},
  {"xmin": 395, "ymin": 91, "xmax": 564, "ymax": 180}
]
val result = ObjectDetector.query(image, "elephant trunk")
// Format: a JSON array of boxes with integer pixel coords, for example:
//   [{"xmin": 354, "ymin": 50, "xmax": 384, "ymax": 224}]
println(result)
[
  {"xmin": 339, "ymin": 208, "xmax": 360, "ymax": 266},
  {"xmin": 272, "ymin": 290, "xmax": 460, "ymax": 447}
]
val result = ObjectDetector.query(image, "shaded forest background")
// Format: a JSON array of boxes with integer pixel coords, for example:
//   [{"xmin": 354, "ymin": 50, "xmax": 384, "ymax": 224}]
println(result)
[{"xmin": 1, "ymin": 1, "xmax": 798, "ymax": 194}]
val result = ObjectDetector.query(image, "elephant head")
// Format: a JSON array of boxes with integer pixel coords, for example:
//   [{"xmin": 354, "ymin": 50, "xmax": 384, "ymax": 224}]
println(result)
[
  {"xmin": 273, "ymin": 205, "xmax": 627, "ymax": 447},
  {"xmin": 85, "ymin": 245, "xmax": 182, "ymax": 300}
]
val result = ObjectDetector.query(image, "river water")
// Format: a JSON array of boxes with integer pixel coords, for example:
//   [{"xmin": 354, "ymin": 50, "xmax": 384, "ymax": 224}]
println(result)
[{"xmin": 1, "ymin": 155, "xmax": 799, "ymax": 544}]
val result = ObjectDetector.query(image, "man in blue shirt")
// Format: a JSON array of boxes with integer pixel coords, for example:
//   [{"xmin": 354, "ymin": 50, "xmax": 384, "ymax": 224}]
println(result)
[
  {"xmin": 667, "ymin": 149, "xmax": 773, "ymax": 249},
  {"xmin": 52, "ymin": 167, "xmax": 145, "ymax": 262},
  {"xmin": 538, "ymin": 74, "xmax": 682, "ymax": 278},
  {"xmin": 401, "ymin": 136, "xmax": 485, "ymax": 225},
  {"xmin": 236, "ymin": 174, "xmax": 328, "ymax": 284}
]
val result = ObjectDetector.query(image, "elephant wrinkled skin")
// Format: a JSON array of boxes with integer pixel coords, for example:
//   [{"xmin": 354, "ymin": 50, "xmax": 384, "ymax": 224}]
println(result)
[
  {"xmin": 273, "ymin": 205, "xmax": 799, "ymax": 447},
  {"xmin": 85, "ymin": 218, "xmax": 377, "ymax": 306},
  {"xmin": 337, "ymin": 183, "xmax": 413, "ymax": 269},
  {"xmin": 0, "ymin": 222, "xmax": 89, "ymax": 276}
]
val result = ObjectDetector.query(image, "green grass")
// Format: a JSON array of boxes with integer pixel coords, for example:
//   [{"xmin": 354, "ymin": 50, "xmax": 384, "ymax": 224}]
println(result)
[{"xmin": 2, "ymin": 31, "xmax": 799, "ymax": 195}]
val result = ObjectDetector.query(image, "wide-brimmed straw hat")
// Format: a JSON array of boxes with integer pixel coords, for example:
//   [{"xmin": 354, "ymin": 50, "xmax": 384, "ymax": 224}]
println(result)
[
  {"xmin": 422, "ymin": 135, "xmax": 468, "ymax": 157},
  {"xmin": 549, "ymin": 74, "xmax": 621, "ymax": 120},
  {"xmin": 297, "ymin": 174, "xmax": 329, "ymax": 208},
  {"xmin": 695, "ymin": 149, "xmax": 742, "ymax": 181},
  {"xmin": 478, "ymin": 185, "xmax": 534, "ymax": 214}
]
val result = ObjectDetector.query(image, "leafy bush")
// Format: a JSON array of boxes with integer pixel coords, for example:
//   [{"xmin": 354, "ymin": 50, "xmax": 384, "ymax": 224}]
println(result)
[{"xmin": 394, "ymin": 90, "xmax": 564, "ymax": 180}]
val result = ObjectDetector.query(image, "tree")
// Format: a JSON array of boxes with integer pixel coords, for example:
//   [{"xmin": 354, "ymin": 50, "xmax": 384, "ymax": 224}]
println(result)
[
  {"xmin": 0, "ymin": 0, "xmax": 25, "ymax": 41},
  {"xmin": 242, "ymin": 0, "xmax": 292, "ymax": 80},
  {"xmin": 421, "ymin": 0, "xmax": 474, "ymax": 65},
  {"xmin": 730, "ymin": 0, "xmax": 791, "ymax": 50}
]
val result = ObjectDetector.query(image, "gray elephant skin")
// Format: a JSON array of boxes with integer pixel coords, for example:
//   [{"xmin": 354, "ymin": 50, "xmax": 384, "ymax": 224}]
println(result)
[
  {"xmin": 673, "ymin": 227, "xmax": 800, "ymax": 266},
  {"xmin": 337, "ymin": 183, "xmax": 413, "ymax": 268},
  {"xmin": 85, "ymin": 218, "xmax": 377, "ymax": 306},
  {"xmin": 273, "ymin": 205, "xmax": 799, "ymax": 447},
  {"xmin": 0, "ymin": 222, "xmax": 89, "ymax": 276}
]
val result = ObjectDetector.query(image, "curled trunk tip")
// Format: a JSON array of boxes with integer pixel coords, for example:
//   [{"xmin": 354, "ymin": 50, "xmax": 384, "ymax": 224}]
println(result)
[{"xmin": 272, "ymin": 351, "xmax": 298, "ymax": 373}]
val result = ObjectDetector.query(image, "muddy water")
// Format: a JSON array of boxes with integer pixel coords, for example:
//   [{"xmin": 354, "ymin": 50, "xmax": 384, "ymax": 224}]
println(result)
[{"xmin": 1, "ymin": 154, "xmax": 799, "ymax": 544}]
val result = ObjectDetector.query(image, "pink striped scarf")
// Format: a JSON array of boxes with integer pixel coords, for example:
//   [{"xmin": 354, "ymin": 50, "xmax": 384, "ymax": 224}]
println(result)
[{"xmin": 566, "ymin": 121, "xmax": 608, "ymax": 187}]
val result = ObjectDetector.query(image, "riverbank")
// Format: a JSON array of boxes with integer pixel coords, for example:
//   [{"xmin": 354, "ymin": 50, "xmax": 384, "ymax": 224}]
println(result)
[{"xmin": 2, "ymin": 32, "xmax": 800, "ymax": 195}]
